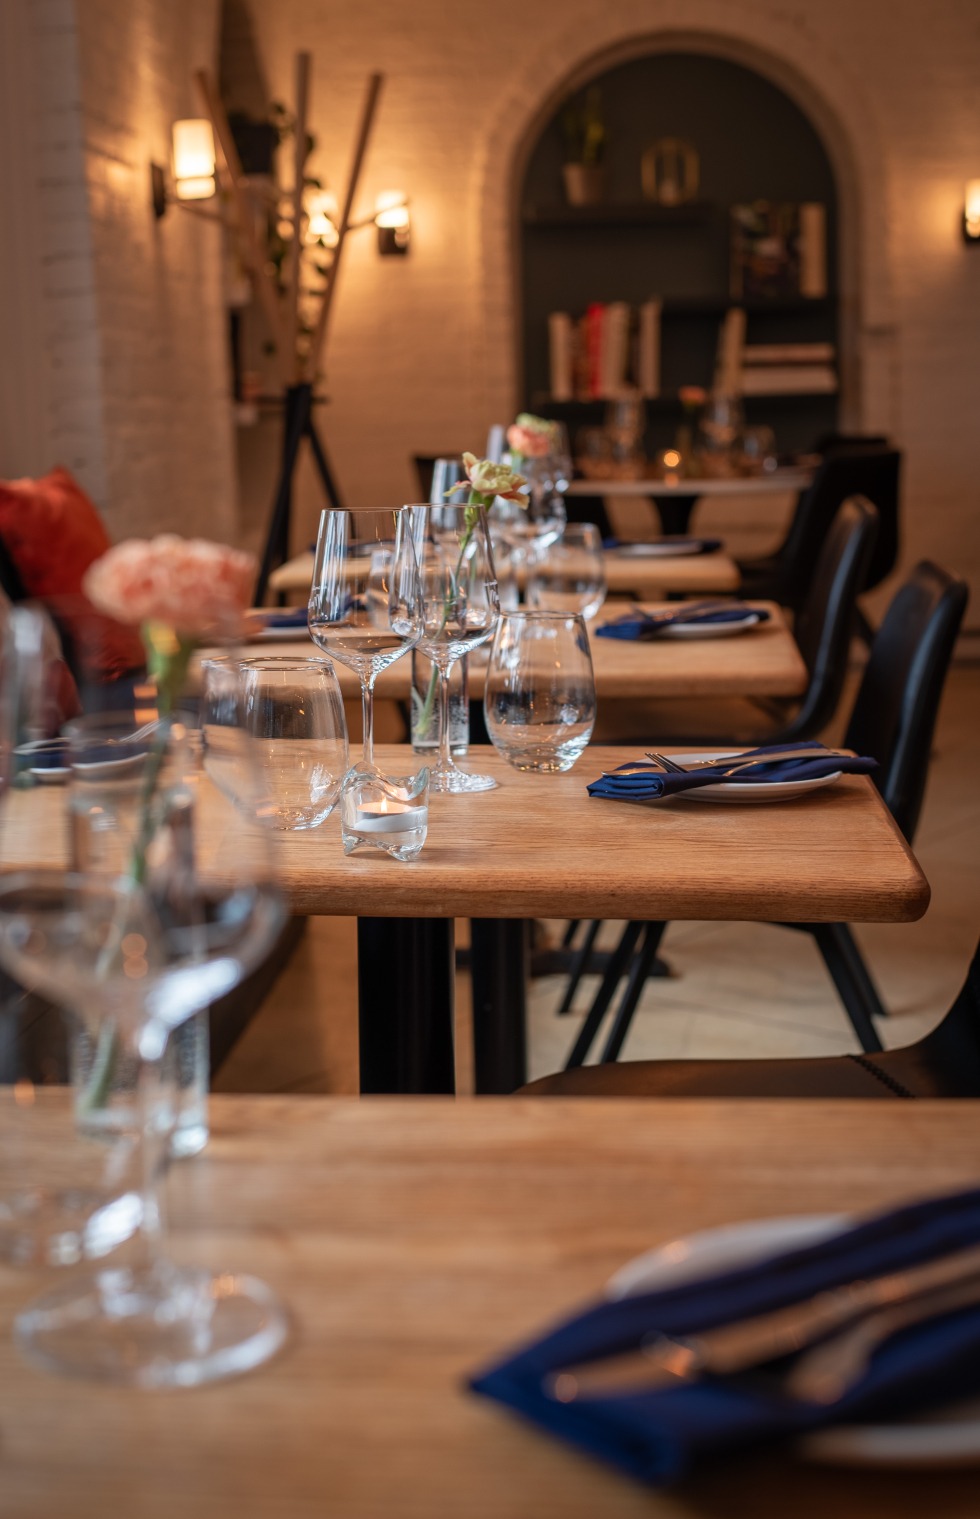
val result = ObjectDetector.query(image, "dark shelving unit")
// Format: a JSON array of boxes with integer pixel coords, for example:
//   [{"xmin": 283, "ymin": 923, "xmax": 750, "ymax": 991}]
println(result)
[{"xmin": 520, "ymin": 51, "xmax": 841, "ymax": 455}]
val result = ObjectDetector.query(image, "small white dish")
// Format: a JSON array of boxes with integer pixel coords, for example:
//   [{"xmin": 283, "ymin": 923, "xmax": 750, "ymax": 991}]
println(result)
[
  {"xmin": 608, "ymin": 1214, "xmax": 980, "ymax": 1469},
  {"xmin": 658, "ymin": 612, "xmax": 762, "ymax": 639},
  {"xmin": 668, "ymin": 750, "xmax": 843, "ymax": 804},
  {"xmin": 614, "ymin": 541, "xmax": 708, "ymax": 559}
]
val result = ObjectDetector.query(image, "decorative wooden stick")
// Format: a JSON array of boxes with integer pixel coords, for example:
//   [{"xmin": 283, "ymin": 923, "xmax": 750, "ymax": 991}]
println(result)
[
  {"xmin": 305, "ymin": 72, "xmax": 384, "ymax": 383},
  {"xmin": 287, "ymin": 52, "xmax": 312, "ymax": 386},
  {"xmin": 194, "ymin": 67, "xmax": 290, "ymax": 390}
]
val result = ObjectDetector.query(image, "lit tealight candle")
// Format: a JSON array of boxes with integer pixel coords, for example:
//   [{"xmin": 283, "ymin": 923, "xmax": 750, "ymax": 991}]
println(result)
[{"xmin": 355, "ymin": 797, "xmax": 427, "ymax": 834}]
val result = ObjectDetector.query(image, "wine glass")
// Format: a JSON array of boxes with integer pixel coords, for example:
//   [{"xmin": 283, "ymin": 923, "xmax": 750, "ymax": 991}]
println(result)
[
  {"xmin": 0, "ymin": 698, "xmax": 290, "ymax": 1387},
  {"xmin": 308, "ymin": 509, "xmax": 422, "ymax": 773},
  {"xmin": 527, "ymin": 522, "xmax": 607, "ymax": 621},
  {"xmin": 493, "ymin": 455, "xmax": 567, "ymax": 583},
  {"xmin": 407, "ymin": 504, "xmax": 500, "ymax": 793},
  {"xmin": 0, "ymin": 604, "xmax": 142, "ymax": 1267}
]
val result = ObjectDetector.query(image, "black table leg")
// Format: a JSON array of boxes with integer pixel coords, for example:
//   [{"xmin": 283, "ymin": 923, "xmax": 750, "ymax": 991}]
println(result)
[
  {"xmin": 357, "ymin": 918, "xmax": 456, "ymax": 1093},
  {"xmin": 653, "ymin": 494, "xmax": 698, "ymax": 537},
  {"xmin": 469, "ymin": 919, "xmax": 528, "ymax": 1094}
]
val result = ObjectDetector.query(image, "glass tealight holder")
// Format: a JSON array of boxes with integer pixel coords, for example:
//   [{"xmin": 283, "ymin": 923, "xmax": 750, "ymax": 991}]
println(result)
[{"xmin": 340, "ymin": 765, "xmax": 429, "ymax": 862}]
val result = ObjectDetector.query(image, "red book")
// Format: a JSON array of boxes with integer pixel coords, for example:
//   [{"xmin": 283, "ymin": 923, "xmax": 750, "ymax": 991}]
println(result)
[{"xmin": 585, "ymin": 303, "xmax": 605, "ymax": 400}]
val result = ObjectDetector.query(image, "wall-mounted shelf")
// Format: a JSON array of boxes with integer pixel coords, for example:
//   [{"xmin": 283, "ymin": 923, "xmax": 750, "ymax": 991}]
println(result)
[{"xmin": 522, "ymin": 201, "xmax": 714, "ymax": 229}]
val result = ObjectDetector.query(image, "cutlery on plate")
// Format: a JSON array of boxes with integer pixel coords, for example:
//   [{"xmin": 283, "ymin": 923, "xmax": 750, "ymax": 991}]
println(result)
[
  {"xmin": 543, "ymin": 1240, "xmax": 980, "ymax": 1402},
  {"xmin": 785, "ymin": 1271, "xmax": 980, "ymax": 1404},
  {"xmin": 645, "ymin": 748, "xmax": 848, "ymax": 775}
]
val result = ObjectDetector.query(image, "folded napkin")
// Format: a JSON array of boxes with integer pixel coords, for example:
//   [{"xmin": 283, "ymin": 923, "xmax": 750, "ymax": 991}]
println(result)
[
  {"xmin": 470, "ymin": 1186, "xmax": 980, "ymax": 1488},
  {"xmin": 253, "ymin": 608, "xmax": 310, "ymax": 631},
  {"xmin": 596, "ymin": 603, "xmax": 770, "ymax": 642},
  {"xmin": 586, "ymin": 743, "xmax": 877, "ymax": 800},
  {"xmin": 603, "ymin": 537, "xmax": 723, "ymax": 556}
]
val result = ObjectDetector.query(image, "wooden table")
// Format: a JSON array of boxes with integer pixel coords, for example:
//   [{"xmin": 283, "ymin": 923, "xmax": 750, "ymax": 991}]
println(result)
[
  {"xmin": 266, "ymin": 546, "xmax": 742, "ymax": 600},
  {"xmin": 568, "ymin": 468, "xmax": 811, "ymax": 535},
  {"xmin": 2, "ymin": 745, "xmax": 928, "ymax": 1095},
  {"xmin": 240, "ymin": 602, "xmax": 808, "ymax": 703},
  {"xmin": 3, "ymin": 1094, "xmax": 978, "ymax": 1518}
]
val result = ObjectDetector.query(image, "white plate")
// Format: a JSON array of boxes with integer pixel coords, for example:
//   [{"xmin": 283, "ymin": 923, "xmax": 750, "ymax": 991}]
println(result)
[
  {"xmin": 667, "ymin": 749, "xmax": 843, "ymax": 804},
  {"xmin": 608, "ymin": 1214, "xmax": 980, "ymax": 1469},
  {"xmin": 246, "ymin": 625, "xmax": 315, "ymax": 644},
  {"xmin": 614, "ymin": 541, "xmax": 710, "ymax": 559},
  {"xmin": 658, "ymin": 613, "xmax": 762, "ymax": 639}
]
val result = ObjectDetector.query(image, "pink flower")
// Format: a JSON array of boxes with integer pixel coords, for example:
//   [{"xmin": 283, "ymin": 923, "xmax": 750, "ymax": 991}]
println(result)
[
  {"xmin": 84, "ymin": 535, "xmax": 256, "ymax": 636},
  {"xmin": 506, "ymin": 423, "xmax": 552, "ymax": 459},
  {"xmin": 449, "ymin": 453, "xmax": 529, "ymax": 506}
]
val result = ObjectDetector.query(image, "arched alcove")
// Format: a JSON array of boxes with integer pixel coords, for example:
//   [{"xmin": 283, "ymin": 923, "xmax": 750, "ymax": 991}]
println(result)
[
  {"xmin": 519, "ymin": 50, "xmax": 840, "ymax": 453},
  {"xmin": 471, "ymin": 12, "xmax": 896, "ymax": 444}
]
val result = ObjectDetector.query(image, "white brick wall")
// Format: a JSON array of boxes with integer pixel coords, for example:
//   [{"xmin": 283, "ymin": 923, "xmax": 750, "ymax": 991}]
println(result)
[
  {"xmin": 3, "ymin": 0, "xmax": 979, "ymax": 615},
  {"xmin": 234, "ymin": 0, "xmax": 980, "ymax": 614},
  {"xmin": 0, "ymin": 0, "xmax": 236, "ymax": 546}
]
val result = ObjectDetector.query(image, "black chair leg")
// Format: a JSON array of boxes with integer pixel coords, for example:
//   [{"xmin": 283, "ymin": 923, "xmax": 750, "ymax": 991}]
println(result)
[
  {"xmin": 825, "ymin": 923, "xmax": 890, "ymax": 1021},
  {"xmin": 561, "ymin": 920, "xmax": 580, "ymax": 949},
  {"xmin": 557, "ymin": 919, "xmax": 603, "ymax": 1015},
  {"xmin": 599, "ymin": 922, "xmax": 668, "ymax": 1063},
  {"xmin": 811, "ymin": 923, "xmax": 884, "ymax": 1052},
  {"xmin": 564, "ymin": 921, "xmax": 644, "ymax": 1069}
]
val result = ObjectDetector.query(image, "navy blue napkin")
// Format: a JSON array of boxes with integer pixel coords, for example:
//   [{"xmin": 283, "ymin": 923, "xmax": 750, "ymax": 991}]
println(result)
[
  {"xmin": 596, "ymin": 603, "xmax": 770, "ymax": 641},
  {"xmin": 603, "ymin": 537, "xmax": 723, "ymax": 556},
  {"xmin": 255, "ymin": 608, "xmax": 310, "ymax": 631},
  {"xmin": 586, "ymin": 743, "xmax": 877, "ymax": 800},
  {"xmin": 470, "ymin": 1186, "xmax": 980, "ymax": 1488}
]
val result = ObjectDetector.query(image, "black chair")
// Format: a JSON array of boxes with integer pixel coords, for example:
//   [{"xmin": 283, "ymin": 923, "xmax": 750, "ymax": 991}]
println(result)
[
  {"xmin": 522, "ymin": 936, "xmax": 980, "ymax": 1099},
  {"xmin": 738, "ymin": 448, "xmax": 900, "ymax": 620},
  {"xmin": 562, "ymin": 561, "xmax": 968, "ymax": 1064}
]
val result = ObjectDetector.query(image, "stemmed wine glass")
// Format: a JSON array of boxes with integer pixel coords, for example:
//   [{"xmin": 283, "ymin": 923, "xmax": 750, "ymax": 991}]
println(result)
[
  {"xmin": 0, "ymin": 695, "xmax": 289, "ymax": 1386},
  {"xmin": 407, "ymin": 503, "xmax": 500, "ymax": 793},
  {"xmin": 493, "ymin": 436, "xmax": 568, "ymax": 584},
  {"xmin": 308, "ymin": 509, "xmax": 422, "ymax": 773}
]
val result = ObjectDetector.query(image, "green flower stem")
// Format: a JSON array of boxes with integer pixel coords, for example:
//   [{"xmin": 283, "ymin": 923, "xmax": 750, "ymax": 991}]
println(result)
[{"xmin": 77, "ymin": 626, "xmax": 194, "ymax": 1119}]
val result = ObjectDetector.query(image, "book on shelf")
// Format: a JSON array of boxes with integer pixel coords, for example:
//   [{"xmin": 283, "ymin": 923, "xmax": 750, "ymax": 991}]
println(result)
[
  {"xmin": 547, "ymin": 298, "xmax": 662, "ymax": 401},
  {"xmin": 713, "ymin": 307, "xmax": 746, "ymax": 393},
  {"xmin": 729, "ymin": 201, "xmax": 827, "ymax": 301},
  {"xmin": 743, "ymin": 341, "xmax": 836, "ymax": 365},
  {"xmin": 547, "ymin": 312, "xmax": 574, "ymax": 401},
  {"xmin": 739, "ymin": 364, "xmax": 838, "ymax": 395}
]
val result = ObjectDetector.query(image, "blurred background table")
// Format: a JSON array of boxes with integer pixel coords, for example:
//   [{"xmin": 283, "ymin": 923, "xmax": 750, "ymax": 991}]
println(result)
[{"xmin": 567, "ymin": 468, "xmax": 813, "ymax": 535}]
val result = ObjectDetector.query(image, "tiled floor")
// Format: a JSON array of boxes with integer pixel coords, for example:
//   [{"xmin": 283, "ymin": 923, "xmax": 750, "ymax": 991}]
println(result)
[{"xmin": 214, "ymin": 666, "xmax": 980, "ymax": 1097}]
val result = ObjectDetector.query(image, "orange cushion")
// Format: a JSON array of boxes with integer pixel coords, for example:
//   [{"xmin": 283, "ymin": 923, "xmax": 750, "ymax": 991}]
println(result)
[{"xmin": 0, "ymin": 467, "xmax": 145, "ymax": 682}]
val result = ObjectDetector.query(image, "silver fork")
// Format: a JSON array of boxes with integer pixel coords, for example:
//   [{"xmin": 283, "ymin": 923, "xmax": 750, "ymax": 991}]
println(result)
[{"xmin": 645, "ymin": 748, "xmax": 846, "ymax": 775}]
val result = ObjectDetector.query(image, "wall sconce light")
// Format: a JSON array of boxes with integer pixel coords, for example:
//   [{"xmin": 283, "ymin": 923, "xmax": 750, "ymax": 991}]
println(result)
[
  {"xmin": 374, "ymin": 191, "xmax": 410, "ymax": 255},
  {"xmin": 151, "ymin": 119, "xmax": 217, "ymax": 218},
  {"xmin": 964, "ymin": 180, "xmax": 980, "ymax": 244}
]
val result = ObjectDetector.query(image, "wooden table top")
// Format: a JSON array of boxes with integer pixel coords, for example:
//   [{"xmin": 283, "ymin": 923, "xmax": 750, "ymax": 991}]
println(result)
[
  {"xmin": 267, "ymin": 548, "xmax": 741, "ymax": 597},
  {"xmin": 3, "ymin": 745, "xmax": 926, "ymax": 924},
  {"xmin": 567, "ymin": 469, "xmax": 812, "ymax": 498},
  {"xmin": 239, "ymin": 601, "xmax": 807, "ymax": 702},
  {"xmin": 3, "ymin": 1094, "xmax": 978, "ymax": 1517}
]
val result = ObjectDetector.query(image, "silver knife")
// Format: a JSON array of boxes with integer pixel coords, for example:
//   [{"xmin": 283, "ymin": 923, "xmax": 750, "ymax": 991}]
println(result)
[{"xmin": 545, "ymin": 1241, "xmax": 980, "ymax": 1402}]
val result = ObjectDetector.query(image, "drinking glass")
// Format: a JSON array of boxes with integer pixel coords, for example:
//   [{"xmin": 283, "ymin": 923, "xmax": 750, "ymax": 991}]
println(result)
[
  {"xmin": 493, "ymin": 463, "xmax": 567, "ymax": 572},
  {"xmin": 407, "ymin": 503, "xmax": 500, "ymax": 793},
  {"xmin": 484, "ymin": 610, "xmax": 596, "ymax": 772},
  {"xmin": 0, "ymin": 701, "xmax": 289, "ymax": 1387},
  {"xmin": 239, "ymin": 656, "xmax": 349, "ymax": 830},
  {"xmin": 308, "ymin": 509, "xmax": 422, "ymax": 773},
  {"xmin": 66, "ymin": 710, "xmax": 209, "ymax": 1159},
  {"xmin": 0, "ymin": 605, "xmax": 140, "ymax": 1267},
  {"xmin": 527, "ymin": 522, "xmax": 607, "ymax": 621}
]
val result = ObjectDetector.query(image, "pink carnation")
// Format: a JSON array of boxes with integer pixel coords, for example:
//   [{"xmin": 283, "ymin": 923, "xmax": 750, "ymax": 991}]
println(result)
[
  {"xmin": 84, "ymin": 535, "xmax": 256, "ymax": 636},
  {"xmin": 506, "ymin": 423, "xmax": 553, "ymax": 459}
]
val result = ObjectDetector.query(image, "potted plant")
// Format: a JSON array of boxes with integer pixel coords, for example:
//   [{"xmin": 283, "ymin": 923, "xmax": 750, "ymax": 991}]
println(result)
[{"xmin": 561, "ymin": 86, "xmax": 606, "ymax": 207}]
